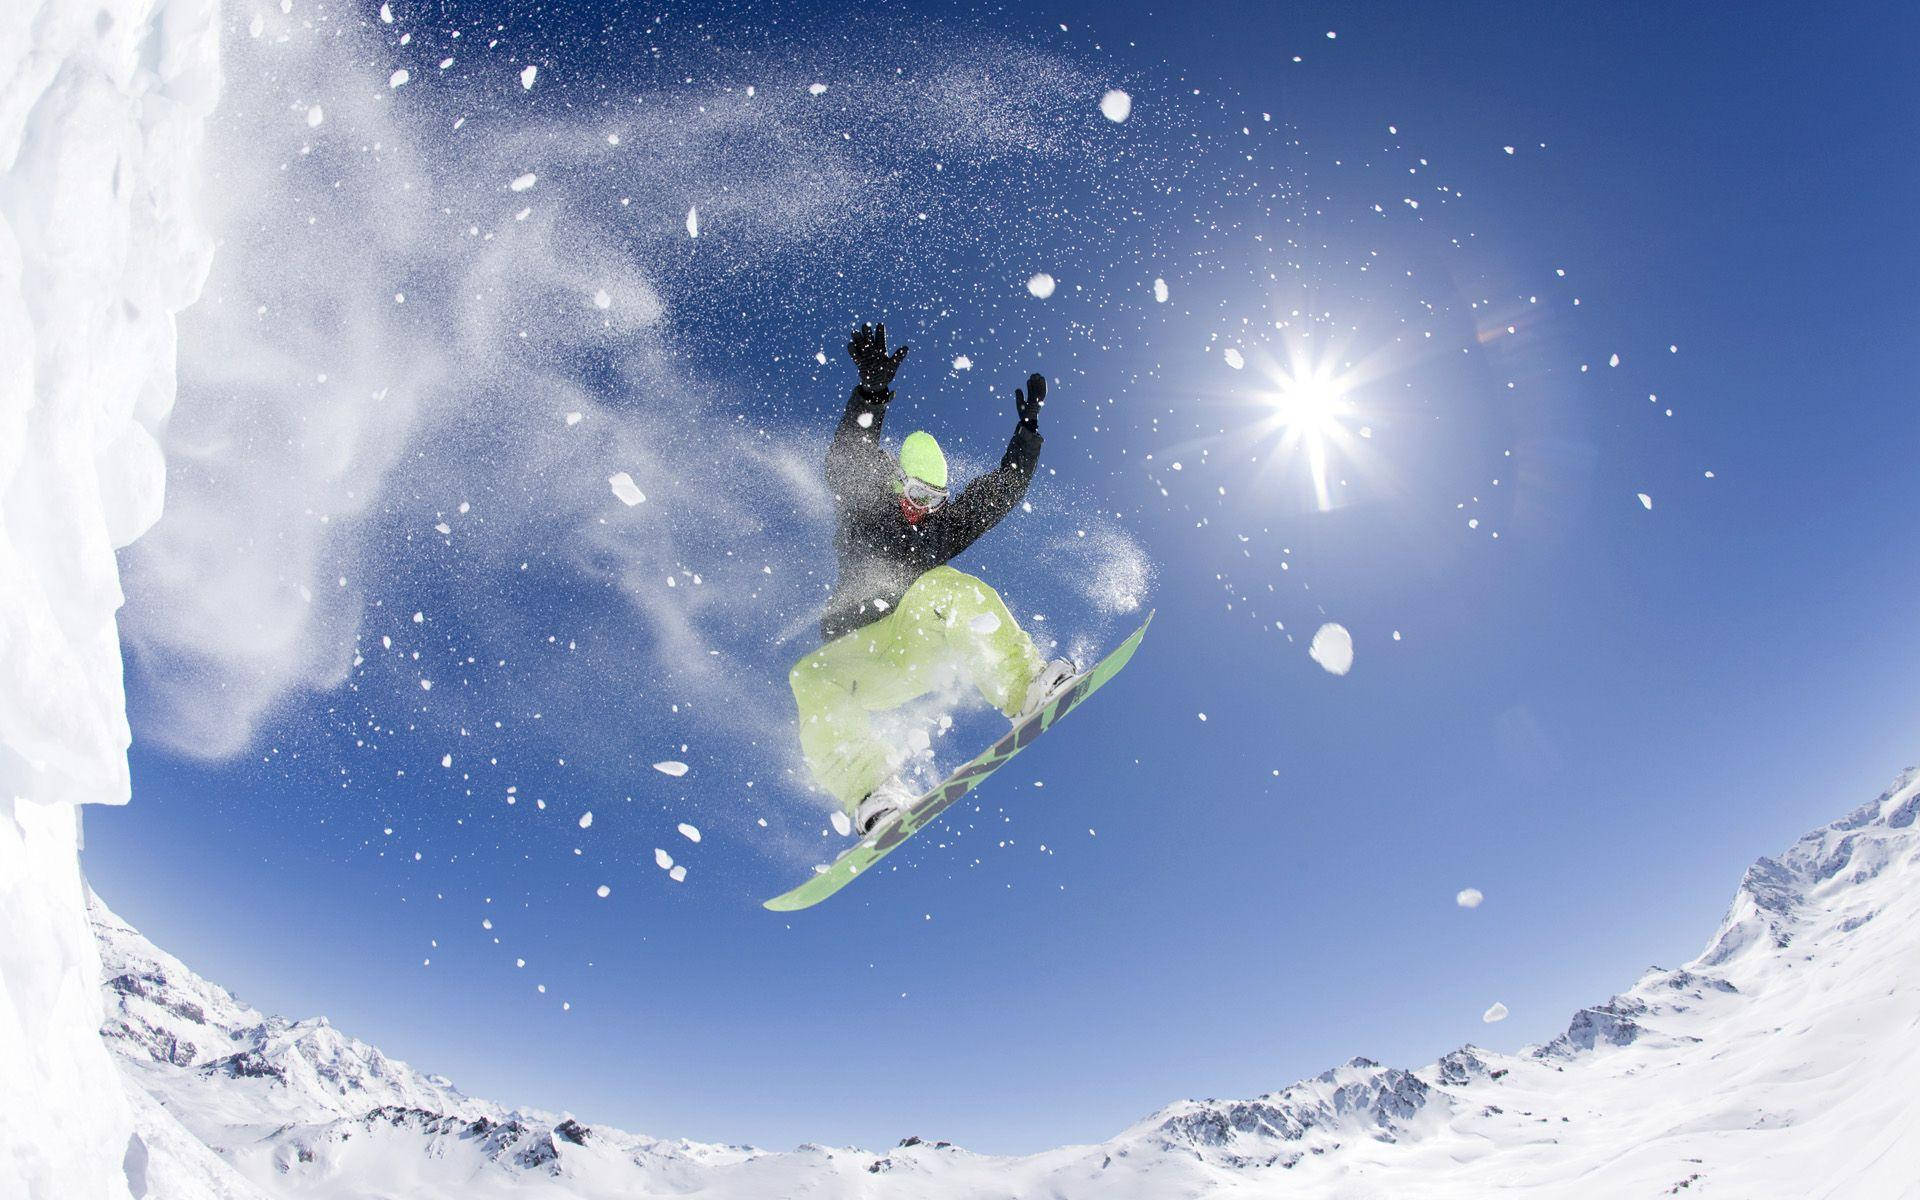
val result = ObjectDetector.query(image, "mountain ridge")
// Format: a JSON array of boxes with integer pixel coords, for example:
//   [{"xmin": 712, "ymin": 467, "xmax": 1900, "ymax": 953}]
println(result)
[{"xmin": 95, "ymin": 767, "xmax": 1920, "ymax": 1197}]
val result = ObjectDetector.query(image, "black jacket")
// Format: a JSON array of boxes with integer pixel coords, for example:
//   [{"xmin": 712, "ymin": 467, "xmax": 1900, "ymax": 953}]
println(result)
[{"xmin": 819, "ymin": 385, "xmax": 1042, "ymax": 641}]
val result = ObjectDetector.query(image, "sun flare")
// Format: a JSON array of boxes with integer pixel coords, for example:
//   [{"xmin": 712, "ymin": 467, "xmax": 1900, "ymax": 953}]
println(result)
[{"xmin": 1260, "ymin": 359, "xmax": 1360, "ymax": 511}]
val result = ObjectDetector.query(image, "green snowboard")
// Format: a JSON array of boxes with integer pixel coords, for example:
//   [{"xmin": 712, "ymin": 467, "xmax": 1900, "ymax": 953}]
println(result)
[{"xmin": 764, "ymin": 611, "xmax": 1153, "ymax": 912}]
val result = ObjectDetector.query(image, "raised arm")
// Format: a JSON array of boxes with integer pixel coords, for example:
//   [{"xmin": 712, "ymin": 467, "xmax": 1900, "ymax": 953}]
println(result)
[
  {"xmin": 931, "ymin": 373, "xmax": 1046, "ymax": 561},
  {"xmin": 825, "ymin": 323, "xmax": 910, "ymax": 500}
]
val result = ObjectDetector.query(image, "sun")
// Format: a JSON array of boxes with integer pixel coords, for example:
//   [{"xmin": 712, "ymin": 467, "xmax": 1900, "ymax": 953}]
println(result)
[{"xmin": 1260, "ymin": 359, "xmax": 1360, "ymax": 511}]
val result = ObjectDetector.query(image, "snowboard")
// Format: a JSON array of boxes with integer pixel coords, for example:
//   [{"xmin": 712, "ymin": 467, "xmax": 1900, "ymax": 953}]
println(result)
[{"xmin": 764, "ymin": 610, "xmax": 1153, "ymax": 912}]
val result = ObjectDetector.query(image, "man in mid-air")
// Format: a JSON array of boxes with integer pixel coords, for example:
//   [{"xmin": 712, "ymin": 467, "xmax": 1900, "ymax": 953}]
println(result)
[{"xmin": 790, "ymin": 323, "xmax": 1077, "ymax": 837}]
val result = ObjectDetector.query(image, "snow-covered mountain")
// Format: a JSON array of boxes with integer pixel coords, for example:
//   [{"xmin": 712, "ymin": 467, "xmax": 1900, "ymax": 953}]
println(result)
[{"xmin": 97, "ymin": 769, "xmax": 1920, "ymax": 1198}]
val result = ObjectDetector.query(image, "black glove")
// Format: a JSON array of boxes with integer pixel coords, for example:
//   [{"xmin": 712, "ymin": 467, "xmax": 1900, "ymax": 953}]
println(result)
[
  {"xmin": 1015, "ymin": 372, "xmax": 1046, "ymax": 429},
  {"xmin": 848, "ymin": 322, "xmax": 909, "ymax": 396}
]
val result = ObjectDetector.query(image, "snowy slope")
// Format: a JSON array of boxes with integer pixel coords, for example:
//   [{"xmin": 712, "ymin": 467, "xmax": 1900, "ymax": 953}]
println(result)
[
  {"xmin": 96, "ymin": 769, "xmax": 1920, "ymax": 1199},
  {"xmin": 0, "ymin": 2, "xmax": 219, "ymax": 1197}
]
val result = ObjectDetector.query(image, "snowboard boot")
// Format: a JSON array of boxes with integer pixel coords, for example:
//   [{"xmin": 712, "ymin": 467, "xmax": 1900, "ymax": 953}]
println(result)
[
  {"xmin": 850, "ymin": 776, "xmax": 916, "ymax": 836},
  {"xmin": 1013, "ymin": 658, "xmax": 1081, "ymax": 725}
]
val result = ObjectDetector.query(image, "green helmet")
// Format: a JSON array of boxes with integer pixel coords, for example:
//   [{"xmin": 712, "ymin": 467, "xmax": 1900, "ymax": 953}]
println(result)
[{"xmin": 898, "ymin": 430, "xmax": 948, "ymax": 489}]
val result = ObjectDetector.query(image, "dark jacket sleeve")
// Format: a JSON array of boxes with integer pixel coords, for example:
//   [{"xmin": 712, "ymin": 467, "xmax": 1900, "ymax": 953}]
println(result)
[
  {"xmin": 929, "ymin": 420, "xmax": 1043, "ymax": 563},
  {"xmin": 825, "ymin": 385, "xmax": 895, "ymax": 508}
]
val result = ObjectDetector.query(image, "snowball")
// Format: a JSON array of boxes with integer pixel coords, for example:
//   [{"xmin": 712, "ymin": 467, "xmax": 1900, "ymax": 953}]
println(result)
[
  {"xmin": 686, "ymin": 205, "xmax": 699, "ymax": 238},
  {"xmin": 1456, "ymin": 888, "xmax": 1484, "ymax": 909},
  {"xmin": 677, "ymin": 822, "xmax": 701, "ymax": 843},
  {"xmin": 1309, "ymin": 622, "xmax": 1354, "ymax": 676},
  {"xmin": 521, "ymin": 65, "xmax": 538, "ymax": 90},
  {"xmin": 654, "ymin": 848, "xmax": 674, "ymax": 870},
  {"xmin": 1099, "ymin": 89, "xmax": 1133, "ymax": 123},
  {"xmin": 1026, "ymin": 273, "xmax": 1056, "ymax": 299},
  {"xmin": 1482, "ymin": 1002, "xmax": 1509, "ymax": 1023},
  {"xmin": 609, "ymin": 472, "xmax": 646, "ymax": 506},
  {"xmin": 578, "ymin": 811, "xmax": 593, "ymax": 829},
  {"xmin": 1223, "ymin": 347, "xmax": 1245, "ymax": 370},
  {"xmin": 1637, "ymin": 492, "xmax": 1653, "ymax": 510},
  {"xmin": 653, "ymin": 760, "xmax": 688, "ymax": 777},
  {"xmin": 1153, "ymin": 277, "xmax": 1169, "ymax": 303}
]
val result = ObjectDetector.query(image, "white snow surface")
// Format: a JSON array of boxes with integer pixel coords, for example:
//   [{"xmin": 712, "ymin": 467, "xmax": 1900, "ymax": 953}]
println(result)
[
  {"xmin": 1, "ymin": 2, "xmax": 220, "ymax": 1196},
  {"xmin": 90, "ymin": 771, "xmax": 1920, "ymax": 1198}
]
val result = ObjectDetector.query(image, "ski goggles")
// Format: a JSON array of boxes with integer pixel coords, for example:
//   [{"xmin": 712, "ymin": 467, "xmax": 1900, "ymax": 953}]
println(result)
[{"xmin": 894, "ymin": 470, "xmax": 950, "ymax": 509}]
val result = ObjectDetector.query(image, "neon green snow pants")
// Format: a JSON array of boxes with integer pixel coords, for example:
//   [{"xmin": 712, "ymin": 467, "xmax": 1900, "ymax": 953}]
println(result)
[{"xmin": 790, "ymin": 566, "xmax": 1045, "ymax": 812}]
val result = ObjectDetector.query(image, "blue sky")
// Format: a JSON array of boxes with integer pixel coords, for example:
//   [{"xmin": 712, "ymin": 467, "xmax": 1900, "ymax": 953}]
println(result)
[{"xmin": 88, "ymin": 0, "xmax": 1918, "ymax": 1155}]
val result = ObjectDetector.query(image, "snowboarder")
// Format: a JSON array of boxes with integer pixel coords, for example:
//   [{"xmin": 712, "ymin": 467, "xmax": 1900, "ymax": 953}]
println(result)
[{"xmin": 790, "ymin": 322, "xmax": 1078, "ymax": 837}]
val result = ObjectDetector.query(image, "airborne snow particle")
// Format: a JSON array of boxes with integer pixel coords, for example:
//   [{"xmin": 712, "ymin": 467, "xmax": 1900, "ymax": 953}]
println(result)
[
  {"xmin": 1153, "ymin": 277, "xmax": 1169, "ymax": 303},
  {"xmin": 419, "ymin": 679, "xmax": 432, "ymax": 691},
  {"xmin": 565, "ymin": 411, "xmax": 582, "ymax": 426},
  {"xmin": 593, "ymin": 289, "xmax": 611, "ymax": 309},
  {"xmin": 389, "ymin": 69, "xmax": 410, "ymax": 88},
  {"xmin": 379, "ymin": 3, "xmax": 392, "ymax": 22},
  {"xmin": 1482, "ymin": 1002, "xmax": 1510, "ymax": 1023},
  {"xmin": 306, "ymin": 105, "xmax": 324, "ymax": 127},
  {"xmin": 578, "ymin": 811, "xmax": 593, "ymax": 829},
  {"xmin": 678, "ymin": 822, "xmax": 701, "ymax": 843},
  {"xmin": 808, "ymin": 82, "xmax": 828, "ymax": 95},
  {"xmin": 596, "ymin": 885, "xmax": 610, "ymax": 898},
  {"xmin": 1223, "ymin": 347, "xmax": 1246, "ymax": 370},
  {"xmin": 831, "ymin": 810, "xmax": 852, "ymax": 836},
  {"xmin": 1456, "ymin": 888, "xmax": 1484, "ymax": 909},
  {"xmin": 952, "ymin": 355, "xmax": 973, "ymax": 371},
  {"xmin": 669, "ymin": 865, "xmax": 687, "ymax": 882},
  {"xmin": 509, "ymin": 172, "xmax": 536, "ymax": 192},
  {"xmin": 609, "ymin": 472, "xmax": 646, "ymax": 506},
  {"xmin": 1609, "ymin": 352, "xmax": 1621, "ymax": 367},
  {"xmin": 1637, "ymin": 492, "xmax": 1654, "ymax": 510},
  {"xmin": 1099, "ymin": 89, "xmax": 1132, "ymax": 123},
  {"xmin": 440, "ymin": 754, "xmax": 452, "ymax": 768},
  {"xmin": 814, "ymin": 350, "xmax": 828, "ymax": 365},
  {"xmin": 1309, "ymin": 623, "xmax": 1354, "ymax": 676},
  {"xmin": 969, "ymin": 611, "xmax": 1000, "ymax": 635},
  {"xmin": 653, "ymin": 760, "xmax": 688, "ymax": 777},
  {"xmin": 654, "ymin": 848, "xmax": 674, "ymax": 870},
  {"xmin": 686, "ymin": 206, "xmax": 699, "ymax": 238},
  {"xmin": 1026, "ymin": 273, "xmax": 1056, "ymax": 299},
  {"xmin": 521, "ymin": 65, "xmax": 538, "ymax": 90},
  {"xmin": 1503, "ymin": 145, "xmax": 1515, "ymax": 155}
]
